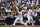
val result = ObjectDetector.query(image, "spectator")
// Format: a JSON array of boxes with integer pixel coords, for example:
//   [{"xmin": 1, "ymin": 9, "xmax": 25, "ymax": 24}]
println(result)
[
  {"xmin": 23, "ymin": 3, "xmax": 27, "ymax": 10},
  {"xmin": 0, "ymin": 0, "xmax": 40, "ymax": 21},
  {"xmin": 1, "ymin": 12, "xmax": 6, "ymax": 20},
  {"xmin": 5, "ymin": 7, "xmax": 11, "ymax": 12},
  {"xmin": 7, "ymin": 12, "xmax": 13, "ymax": 18},
  {"xmin": 34, "ymin": 6, "xmax": 40, "ymax": 12},
  {"xmin": 1, "ymin": 4, "xmax": 6, "ymax": 9}
]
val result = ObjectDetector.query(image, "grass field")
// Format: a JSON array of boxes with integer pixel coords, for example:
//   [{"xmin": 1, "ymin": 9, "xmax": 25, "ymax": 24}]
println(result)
[{"xmin": 0, "ymin": 25, "xmax": 40, "ymax": 27}]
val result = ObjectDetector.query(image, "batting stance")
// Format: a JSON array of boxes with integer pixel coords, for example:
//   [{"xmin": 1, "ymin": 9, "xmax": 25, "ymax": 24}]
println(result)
[{"xmin": 12, "ymin": 11, "xmax": 27, "ymax": 26}]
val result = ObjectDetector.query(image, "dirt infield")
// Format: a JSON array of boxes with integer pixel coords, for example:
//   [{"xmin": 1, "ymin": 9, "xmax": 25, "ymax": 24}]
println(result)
[{"xmin": 15, "ymin": 25, "xmax": 40, "ymax": 27}]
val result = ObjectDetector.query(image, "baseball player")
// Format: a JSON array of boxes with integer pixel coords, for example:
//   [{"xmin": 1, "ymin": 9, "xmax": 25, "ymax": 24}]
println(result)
[
  {"xmin": 12, "ymin": 11, "xmax": 27, "ymax": 26},
  {"xmin": 26, "ymin": 10, "xmax": 34, "ymax": 25}
]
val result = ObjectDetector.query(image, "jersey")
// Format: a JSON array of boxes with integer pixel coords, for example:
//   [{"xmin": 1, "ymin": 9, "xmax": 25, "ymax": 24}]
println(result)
[
  {"xmin": 18, "ymin": 12, "xmax": 23, "ymax": 18},
  {"xmin": 27, "ymin": 11, "xmax": 32, "ymax": 17}
]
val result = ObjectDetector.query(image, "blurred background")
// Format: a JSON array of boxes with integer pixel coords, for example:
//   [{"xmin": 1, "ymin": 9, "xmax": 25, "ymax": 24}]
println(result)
[{"xmin": 0, "ymin": 0, "xmax": 40, "ymax": 25}]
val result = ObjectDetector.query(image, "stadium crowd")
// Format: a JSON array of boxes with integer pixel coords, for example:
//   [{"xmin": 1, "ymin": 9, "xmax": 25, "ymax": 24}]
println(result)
[{"xmin": 0, "ymin": 0, "xmax": 40, "ymax": 22}]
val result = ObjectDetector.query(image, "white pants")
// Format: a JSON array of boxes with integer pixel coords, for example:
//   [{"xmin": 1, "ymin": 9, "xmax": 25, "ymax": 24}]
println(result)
[
  {"xmin": 27, "ymin": 16, "xmax": 34, "ymax": 25},
  {"xmin": 27, "ymin": 16, "xmax": 33, "ymax": 22},
  {"xmin": 13, "ymin": 17, "xmax": 26, "ymax": 25}
]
